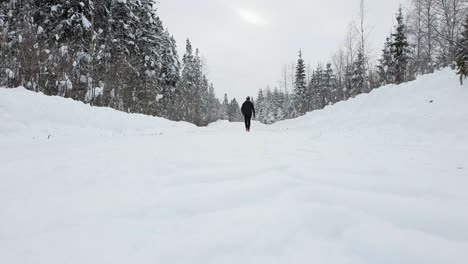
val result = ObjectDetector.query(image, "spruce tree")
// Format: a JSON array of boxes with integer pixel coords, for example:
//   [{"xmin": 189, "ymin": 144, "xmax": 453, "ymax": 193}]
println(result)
[
  {"xmin": 351, "ymin": 49, "xmax": 367, "ymax": 96},
  {"xmin": 391, "ymin": 7, "xmax": 412, "ymax": 84},
  {"xmin": 3, "ymin": 0, "xmax": 38, "ymax": 89},
  {"xmin": 264, "ymin": 89, "xmax": 275, "ymax": 124},
  {"xmin": 308, "ymin": 65, "xmax": 327, "ymax": 110},
  {"xmin": 134, "ymin": 1, "xmax": 166, "ymax": 115},
  {"xmin": 456, "ymin": 15, "xmax": 468, "ymax": 84},
  {"xmin": 324, "ymin": 62, "xmax": 340, "ymax": 103},
  {"xmin": 256, "ymin": 89, "xmax": 266, "ymax": 122},
  {"xmin": 222, "ymin": 93, "xmax": 230, "ymax": 120},
  {"xmin": 228, "ymin": 98, "xmax": 242, "ymax": 122},
  {"xmin": 178, "ymin": 39, "xmax": 195, "ymax": 122},
  {"xmin": 377, "ymin": 36, "xmax": 395, "ymax": 85},
  {"xmin": 293, "ymin": 50, "xmax": 308, "ymax": 115},
  {"xmin": 0, "ymin": 2, "xmax": 7, "ymax": 86},
  {"xmin": 344, "ymin": 64, "xmax": 354, "ymax": 99},
  {"xmin": 160, "ymin": 30, "xmax": 181, "ymax": 87}
]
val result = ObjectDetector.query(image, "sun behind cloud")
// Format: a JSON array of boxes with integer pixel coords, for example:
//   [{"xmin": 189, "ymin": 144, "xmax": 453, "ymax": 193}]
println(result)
[{"xmin": 235, "ymin": 8, "xmax": 268, "ymax": 26}]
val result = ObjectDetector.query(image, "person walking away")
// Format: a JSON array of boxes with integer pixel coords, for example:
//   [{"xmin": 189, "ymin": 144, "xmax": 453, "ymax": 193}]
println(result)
[{"xmin": 241, "ymin": 96, "xmax": 255, "ymax": 132}]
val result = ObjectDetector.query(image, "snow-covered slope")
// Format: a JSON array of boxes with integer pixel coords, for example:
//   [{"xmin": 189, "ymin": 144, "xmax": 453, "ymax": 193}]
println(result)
[
  {"xmin": 1, "ymin": 69, "xmax": 468, "ymax": 264},
  {"xmin": 0, "ymin": 88, "xmax": 195, "ymax": 139}
]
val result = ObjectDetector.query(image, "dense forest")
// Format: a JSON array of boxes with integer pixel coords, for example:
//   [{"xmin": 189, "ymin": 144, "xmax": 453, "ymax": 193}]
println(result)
[
  {"xmin": 0, "ymin": 0, "xmax": 232, "ymax": 126},
  {"xmin": 1, "ymin": 0, "xmax": 468, "ymax": 126}
]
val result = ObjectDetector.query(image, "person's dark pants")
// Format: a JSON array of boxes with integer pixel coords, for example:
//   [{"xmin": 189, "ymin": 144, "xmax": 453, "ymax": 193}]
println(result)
[{"xmin": 244, "ymin": 115, "xmax": 252, "ymax": 130}]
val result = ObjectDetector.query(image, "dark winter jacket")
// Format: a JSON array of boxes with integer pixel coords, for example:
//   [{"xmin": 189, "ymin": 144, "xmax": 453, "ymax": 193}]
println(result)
[{"xmin": 241, "ymin": 101, "xmax": 255, "ymax": 117}]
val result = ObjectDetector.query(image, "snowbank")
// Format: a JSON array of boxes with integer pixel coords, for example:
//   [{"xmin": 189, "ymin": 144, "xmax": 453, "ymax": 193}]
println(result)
[{"xmin": 0, "ymin": 88, "xmax": 195, "ymax": 139}]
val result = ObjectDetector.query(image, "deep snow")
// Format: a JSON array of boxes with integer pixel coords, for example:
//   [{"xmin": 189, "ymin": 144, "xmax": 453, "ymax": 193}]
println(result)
[{"xmin": 1, "ymin": 69, "xmax": 468, "ymax": 264}]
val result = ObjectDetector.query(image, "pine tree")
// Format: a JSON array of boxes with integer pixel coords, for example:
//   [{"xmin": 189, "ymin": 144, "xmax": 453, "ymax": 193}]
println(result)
[
  {"xmin": 456, "ymin": 15, "xmax": 468, "ymax": 84},
  {"xmin": 97, "ymin": 0, "xmax": 139, "ymax": 110},
  {"xmin": 377, "ymin": 36, "xmax": 396, "ymax": 85},
  {"xmin": 199, "ymin": 75, "xmax": 210, "ymax": 126},
  {"xmin": 222, "ymin": 93, "xmax": 229, "ymax": 120},
  {"xmin": 191, "ymin": 49, "xmax": 204, "ymax": 125},
  {"xmin": 178, "ymin": 39, "xmax": 195, "ymax": 122},
  {"xmin": 308, "ymin": 65, "xmax": 325, "ymax": 110},
  {"xmin": 264, "ymin": 89, "xmax": 276, "ymax": 124},
  {"xmin": 351, "ymin": 49, "xmax": 367, "ymax": 96},
  {"xmin": 134, "ymin": 1, "xmax": 166, "ymax": 115},
  {"xmin": 391, "ymin": 7, "xmax": 412, "ymax": 84},
  {"xmin": 324, "ymin": 62, "xmax": 340, "ymax": 103},
  {"xmin": 344, "ymin": 64, "xmax": 354, "ymax": 100},
  {"xmin": 204, "ymin": 83, "xmax": 219, "ymax": 124},
  {"xmin": 0, "ymin": 2, "xmax": 7, "ymax": 86},
  {"xmin": 2, "ymin": 0, "xmax": 38, "ymax": 89},
  {"xmin": 160, "ymin": 30, "xmax": 180, "ymax": 87},
  {"xmin": 293, "ymin": 50, "xmax": 308, "ymax": 115},
  {"xmin": 256, "ymin": 89, "xmax": 266, "ymax": 122},
  {"xmin": 228, "ymin": 98, "xmax": 242, "ymax": 122},
  {"xmin": 156, "ymin": 30, "xmax": 181, "ymax": 119}
]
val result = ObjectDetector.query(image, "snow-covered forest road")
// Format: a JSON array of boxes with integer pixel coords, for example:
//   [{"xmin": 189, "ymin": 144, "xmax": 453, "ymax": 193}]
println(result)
[{"xmin": 1, "ymin": 70, "xmax": 468, "ymax": 263}]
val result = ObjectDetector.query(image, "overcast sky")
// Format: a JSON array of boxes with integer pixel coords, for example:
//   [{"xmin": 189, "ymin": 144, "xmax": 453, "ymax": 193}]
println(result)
[{"xmin": 158, "ymin": 0, "xmax": 403, "ymax": 101}]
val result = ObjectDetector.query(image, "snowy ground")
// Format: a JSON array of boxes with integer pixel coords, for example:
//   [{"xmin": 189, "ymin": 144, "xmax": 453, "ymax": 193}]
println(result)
[{"xmin": 1, "ymin": 70, "xmax": 468, "ymax": 264}]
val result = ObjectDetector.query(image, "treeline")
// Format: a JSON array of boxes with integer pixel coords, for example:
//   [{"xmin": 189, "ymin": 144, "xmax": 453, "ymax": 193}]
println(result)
[
  {"xmin": 0, "ymin": 0, "xmax": 229, "ymax": 126},
  {"xmin": 255, "ymin": 0, "xmax": 468, "ymax": 124},
  {"xmin": 1, "ymin": 1, "xmax": 467, "ymax": 127}
]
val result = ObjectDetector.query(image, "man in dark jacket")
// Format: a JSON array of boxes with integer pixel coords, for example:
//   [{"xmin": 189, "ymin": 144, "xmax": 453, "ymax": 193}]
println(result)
[{"xmin": 241, "ymin": 96, "xmax": 255, "ymax": 132}]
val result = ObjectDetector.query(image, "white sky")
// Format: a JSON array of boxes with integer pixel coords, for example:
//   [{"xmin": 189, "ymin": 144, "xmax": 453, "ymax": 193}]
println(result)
[{"xmin": 158, "ymin": 0, "xmax": 403, "ymax": 100}]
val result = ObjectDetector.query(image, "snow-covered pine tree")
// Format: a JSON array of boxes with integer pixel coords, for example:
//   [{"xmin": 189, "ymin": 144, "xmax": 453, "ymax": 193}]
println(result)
[
  {"xmin": 157, "ymin": 30, "xmax": 181, "ymax": 119},
  {"xmin": 272, "ymin": 88, "xmax": 283, "ymax": 121},
  {"xmin": 283, "ymin": 91, "xmax": 295, "ymax": 119},
  {"xmin": 274, "ymin": 88, "xmax": 286, "ymax": 121},
  {"xmin": 134, "ymin": 1, "xmax": 165, "ymax": 115},
  {"xmin": 308, "ymin": 64, "xmax": 327, "ymax": 110},
  {"xmin": 159, "ymin": 30, "xmax": 181, "ymax": 111},
  {"xmin": 324, "ymin": 62, "xmax": 340, "ymax": 103},
  {"xmin": 351, "ymin": 49, "xmax": 367, "ymax": 96},
  {"xmin": 228, "ymin": 98, "xmax": 242, "ymax": 122},
  {"xmin": 34, "ymin": 0, "xmax": 96, "ymax": 99},
  {"xmin": 0, "ymin": 1, "xmax": 14, "ymax": 87},
  {"xmin": 192, "ymin": 49, "xmax": 205, "ymax": 126},
  {"xmin": 391, "ymin": 7, "xmax": 412, "ymax": 84},
  {"xmin": 293, "ymin": 50, "xmax": 308, "ymax": 115},
  {"xmin": 264, "ymin": 88, "xmax": 276, "ymax": 124},
  {"xmin": 204, "ymin": 83, "xmax": 220, "ymax": 124},
  {"xmin": 1, "ymin": 0, "xmax": 39, "ymax": 90},
  {"xmin": 178, "ymin": 39, "xmax": 196, "ymax": 122},
  {"xmin": 0, "ymin": 2, "xmax": 7, "ymax": 86},
  {"xmin": 211, "ymin": 84, "xmax": 224, "ymax": 121},
  {"xmin": 109, "ymin": 0, "xmax": 143, "ymax": 111},
  {"xmin": 86, "ymin": 0, "xmax": 113, "ymax": 106},
  {"xmin": 199, "ymin": 75, "xmax": 211, "ymax": 126},
  {"xmin": 368, "ymin": 67, "xmax": 381, "ymax": 90},
  {"xmin": 256, "ymin": 89, "xmax": 266, "ymax": 122},
  {"xmin": 377, "ymin": 36, "xmax": 395, "ymax": 85},
  {"xmin": 456, "ymin": 15, "xmax": 468, "ymax": 84},
  {"xmin": 343, "ymin": 64, "xmax": 354, "ymax": 100},
  {"xmin": 222, "ymin": 93, "xmax": 229, "ymax": 120},
  {"xmin": 160, "ymin": 30, "xmax": 180, "ymax": 88}
]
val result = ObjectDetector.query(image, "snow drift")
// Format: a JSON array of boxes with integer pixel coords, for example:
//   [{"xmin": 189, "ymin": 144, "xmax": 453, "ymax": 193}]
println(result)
[
  {"xmin": 1, "ymin": 69, "xmax": 468, "ymax": 264},
  {"xmin": 0, "ymin": 88, "xmax": 195, "ymax": 139}
]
